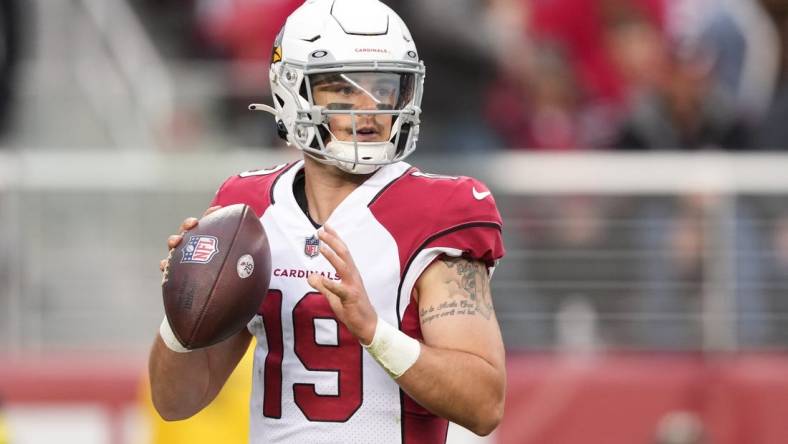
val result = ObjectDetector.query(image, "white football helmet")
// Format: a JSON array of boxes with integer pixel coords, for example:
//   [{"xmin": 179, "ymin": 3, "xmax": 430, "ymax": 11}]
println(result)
[{"xmin": 249, "ymin": 0, "xmax": 425, "ymax": 174}]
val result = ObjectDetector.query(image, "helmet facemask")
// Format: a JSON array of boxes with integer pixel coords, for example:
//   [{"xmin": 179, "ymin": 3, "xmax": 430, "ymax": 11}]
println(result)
[
  {"xmin": 260, "ymin": 58, "xmax": 424, "ymax": 175},
  {"xmin": 304, "ymin": 70, "xmax": 417, "ymax": 174}
]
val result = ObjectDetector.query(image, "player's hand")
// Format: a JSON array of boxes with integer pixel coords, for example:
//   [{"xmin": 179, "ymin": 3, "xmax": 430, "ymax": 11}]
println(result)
[
  {"xmin": 159, "ymin": 206, "xmax": 222, "ymax": 273},
  {"xmin": 307, "ymin": 225, "xmax": 378, "ymax": 345}
]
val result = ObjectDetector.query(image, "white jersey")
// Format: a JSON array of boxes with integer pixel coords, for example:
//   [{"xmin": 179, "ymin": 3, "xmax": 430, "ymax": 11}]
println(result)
[{"xmin": 211, "ymin": 160, "xmax": 504, "ymax": 444}]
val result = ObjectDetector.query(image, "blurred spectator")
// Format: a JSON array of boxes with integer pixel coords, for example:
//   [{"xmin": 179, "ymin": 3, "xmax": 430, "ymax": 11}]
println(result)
[
  {"xmin": 775, "ymin": 214, "xmax": 788, "ymax": 274},
  {"xmin": 632, "ymin": 194, "xmax": 776, "ymax": 348},
  {"xmin": 512, "ymin": 196, "xmax": 643, "ymax": 347},
  {"xmin": 755, "ymin": 82, "xmax": 788, "ymax": 148},
  {"xmin": 632, "ymin": 196, "xmax": 707, "ymax": 348},
  {"xmin": 533, "ymin": 0, "xmax": 664, "ymax": 105},
  {"xmin": 732, "ymin": 198, "xmax": 788, "ymax": 347},
  {"xmin": 135, "ymin": 0, "xmax": 302, "ymax": 148},
  {"xmin": 486, "ymin": 43, "xmax": 596, "ymax": 150},
  {"xmin": 759, "ymin": 0, "xmax": 788, "ymax": 73},
  {"xmin": 485, "ymin": 0, "xmax": 666, "ymax": 149},
  {"xmin": 195, "ymin": 0, "xmax": 301, "ymax": 95},
  {"xmin": 613, "ymin": 39, "xmax": 750, "ymax": 150},
  {"xmin": 0, "ymin": 0, "xmax": 22, "ymax": 140},
  {"xmin": 134, "ymin": 0, "xmax": 202, "ymax": 58},
  {"xmin": 195, "ymin": 0, "xmax": 302, "ymax": 147},
  {"xmin": 653, "ymin": 411, "xmax": 707, "ymax": 444},
  {"xmin": 753, "ymin": 0, "xmax": 788, "ymax": 149},
  {"xmin": 695, "ymin": 0, "xmax": 781, "ymax": 123}
]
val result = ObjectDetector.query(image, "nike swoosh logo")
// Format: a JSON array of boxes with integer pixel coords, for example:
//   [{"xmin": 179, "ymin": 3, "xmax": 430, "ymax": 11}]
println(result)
[{"xmin": 472, "ymin": 187, "xmax": 491, "ymax": 200}]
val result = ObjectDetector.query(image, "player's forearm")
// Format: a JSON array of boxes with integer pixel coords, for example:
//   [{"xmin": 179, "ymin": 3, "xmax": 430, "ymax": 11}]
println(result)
[
  {"xmin": 395, "ymin": 345, "xmax": 506, "ymax": 436},
  {"xmin": 148, "ymin": 337, "xmax": 213, "ymax": 421},
  {"xmin": 148, "ymin": 330, "xmax": 251, "ymax": 421}
]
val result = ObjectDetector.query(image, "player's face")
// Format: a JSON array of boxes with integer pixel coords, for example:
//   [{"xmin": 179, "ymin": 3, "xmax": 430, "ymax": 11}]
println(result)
[{"xmin": 311, "ymin": 72, "xmax": 410, "ymax": 143}]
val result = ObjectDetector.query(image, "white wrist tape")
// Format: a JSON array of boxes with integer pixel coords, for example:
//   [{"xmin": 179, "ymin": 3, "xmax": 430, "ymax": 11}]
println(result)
[
  {"xmin": 159, "ymin": 316, "xmax": 191, "ymax": 353},
  {"xmin": 362, "ymin": 318, "xmax": 420, "ymax": 379}
]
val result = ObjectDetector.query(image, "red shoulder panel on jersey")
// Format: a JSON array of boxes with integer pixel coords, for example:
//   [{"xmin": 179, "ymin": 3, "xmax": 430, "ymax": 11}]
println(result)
[
  {"xmin": 369, "ymin": 168, "xmax": 505, "ymax": 272},
  {"xmin": 209, "ymin": 162, "xmax": 297, "ymax": 217}
]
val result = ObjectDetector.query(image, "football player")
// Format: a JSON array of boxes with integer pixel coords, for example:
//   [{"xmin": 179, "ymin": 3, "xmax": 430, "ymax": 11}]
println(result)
[{"xmin": 149, "ymin": 1, "xmax": 506, "ymax": 442}]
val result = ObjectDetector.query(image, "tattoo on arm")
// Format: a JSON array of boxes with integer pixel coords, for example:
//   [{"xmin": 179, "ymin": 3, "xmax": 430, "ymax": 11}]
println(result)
[{"xmin": 419, "ymin": 257, "xmax": 494, "ymax": 325}]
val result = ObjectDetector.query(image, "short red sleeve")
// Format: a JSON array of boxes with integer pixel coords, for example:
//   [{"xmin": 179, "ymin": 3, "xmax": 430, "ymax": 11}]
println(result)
[
  {"xmin": 370, "ymin": 169, "xmax": 505, "ymax": 274},
  {"xmin": 209, "ymin": 163, "xmax": 296, "ymax": 217}
]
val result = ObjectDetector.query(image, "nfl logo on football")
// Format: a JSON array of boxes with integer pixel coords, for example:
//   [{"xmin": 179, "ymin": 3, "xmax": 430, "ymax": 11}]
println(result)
[
  {"xmin": 304, "ymin": 234, "xmax": 320, "ymax": 258},
  {"xmin": 181, "ymin": 236, "xmax": 219, "ymax": 264}
]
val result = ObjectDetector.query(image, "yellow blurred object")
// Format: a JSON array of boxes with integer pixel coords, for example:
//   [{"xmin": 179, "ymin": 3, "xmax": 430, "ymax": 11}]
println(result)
[
  {"xmin": 0, "ymin": 414, "xmax": 9, "ymax": 444},
  {"xmin": 140, "ymin": 342, "xmax": 255, "ymax": 444}
]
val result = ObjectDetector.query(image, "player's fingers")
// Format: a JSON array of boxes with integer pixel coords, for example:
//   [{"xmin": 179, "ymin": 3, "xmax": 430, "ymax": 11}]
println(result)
[
  {"xmin": 159, "ymin": 259, "xmax": 167, "ymax": 272},
  {"xmin": 179, "ymin": 217, "xmax": 199, "ymax": 232},
  {"xmin": 317, "ymin": 285, "xmax": 344, "ymax": 316},
  {"xmin": 318, "ymin": 226, "xmax": 354, "ymax": 266},
  {"xmin": 321, "ymin": 277, "xmax": 349, "ymax": 300},
  {"xmin": 320, "ymin": 283, "xmax": 350, "ymax": 315},
  {"xmin": 307, "ymin": 273, "xmax": 347, "ymax": 301},
  {"xmin": 323, "ymin": 224, "xmax": 340, "ymax": 237},
  {"xmin": 203, "ymin": 205, "xmax": 221, "ymax": 217},
  {"xmin": 318, "ymin": 244, "xmax": 350, "ymax": 277},
  {"xmin": 167, "ymin": 234, "xmax": 183, "ymax": 249},
  {"xmin": 307, "ymin": 272, "xmax": 325, "ymax": 291},
  {"xmin": 307, "ymin": 273, "xmax": 335, "ymax": 298},
  {"xmin": 322, "ymin": 291, "xmax": 345, "ymax": 318}
]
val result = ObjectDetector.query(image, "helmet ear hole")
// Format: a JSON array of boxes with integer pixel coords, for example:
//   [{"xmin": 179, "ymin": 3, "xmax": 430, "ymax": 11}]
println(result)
[
  {"xmin": 312, "ymin": 125, "xmax": 331, "ymax": 149},
  {"xmin": 276, "ymin": 120, "xmax": 288, "ymax": 141},
  {"xmin": 395, "ymin": 123, "xmax": 411, "ymax": 156},
  {"xmin": 299, "ymin": 81, "xmax": 309, "ymax": 101}
]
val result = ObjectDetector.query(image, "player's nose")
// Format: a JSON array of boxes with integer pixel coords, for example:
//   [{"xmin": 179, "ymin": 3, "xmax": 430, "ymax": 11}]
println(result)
[{"xmin": 353, "ymin": 112, "xmax": 379, "ymax": 131}]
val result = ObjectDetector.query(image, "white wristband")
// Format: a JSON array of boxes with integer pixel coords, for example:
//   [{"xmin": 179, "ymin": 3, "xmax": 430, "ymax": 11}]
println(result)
[
  {"xmin": 362, "ymin": 318, "xmax": 421, "ymax": 379},
  {"xmin": 159, "ymin": 316, "xmax": 191, "ymax": 353}
]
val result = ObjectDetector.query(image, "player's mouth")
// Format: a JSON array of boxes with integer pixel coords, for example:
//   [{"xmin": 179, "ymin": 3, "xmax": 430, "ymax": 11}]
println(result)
[{"xmin": 353, "ymin": 126, "xmax": 384, "ymax": 142}]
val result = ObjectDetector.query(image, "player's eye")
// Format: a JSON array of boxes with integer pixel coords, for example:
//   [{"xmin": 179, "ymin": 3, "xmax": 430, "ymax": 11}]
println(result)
[
  {"xmin": 330, "ymin": 85, "xmax": 354, "ymax": 95},
  {"xmin": 374, "ymin": 84, "xmax": 399, "ymax": 106},
  {"xmin": 373, "ymin": 85, "xmax": 396, "ymax": 98}
]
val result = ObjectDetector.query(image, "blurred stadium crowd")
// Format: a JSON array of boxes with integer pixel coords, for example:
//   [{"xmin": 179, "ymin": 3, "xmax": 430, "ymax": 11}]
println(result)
[
  {"xmin": 120, "ymin": 0, "xmax": 788, "ymax": 153},
  {"xmin": 1, "ymin": 0, "xmax": 787, "ymax": 152}
]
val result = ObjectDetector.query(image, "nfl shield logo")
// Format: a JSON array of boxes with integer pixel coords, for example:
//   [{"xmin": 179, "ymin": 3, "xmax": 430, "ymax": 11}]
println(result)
[
  {"xmin": 304, "ymin": 234, "xmax": 320, "ymax": 258},
  {"xmin": 181, "ymin": 235, "xmax": 219, "ymax": 264}
]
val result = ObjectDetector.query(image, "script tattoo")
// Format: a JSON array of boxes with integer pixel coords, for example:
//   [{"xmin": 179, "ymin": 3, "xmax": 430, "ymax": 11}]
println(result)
[{"xmin": 419, "ymin": 257, "xmax": 494, "ymax": 325}]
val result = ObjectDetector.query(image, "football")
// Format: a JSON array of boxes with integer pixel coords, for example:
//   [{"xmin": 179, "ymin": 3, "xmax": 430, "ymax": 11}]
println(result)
[{"xmin": 162, "ymin": 203, "xmax": 271, "ymax": 350}]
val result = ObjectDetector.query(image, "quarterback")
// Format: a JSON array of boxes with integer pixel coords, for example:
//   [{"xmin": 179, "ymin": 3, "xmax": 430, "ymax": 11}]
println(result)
[{"xmin": 149, "ymin": 0, "xmax": 506, "ymax": 442}]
